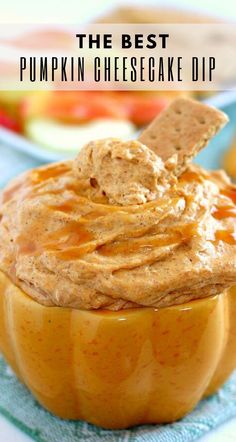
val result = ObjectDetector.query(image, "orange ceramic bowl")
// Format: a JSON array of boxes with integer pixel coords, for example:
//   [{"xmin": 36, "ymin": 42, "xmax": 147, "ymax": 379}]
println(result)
[{"xmin": 0, "ymin": 270, "xmax": 236, "ymax": 429}]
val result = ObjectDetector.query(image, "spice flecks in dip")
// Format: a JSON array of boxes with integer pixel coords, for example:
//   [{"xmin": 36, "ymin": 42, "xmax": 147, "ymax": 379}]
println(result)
[{"xmin": 0, "ymin": 136, "xmax": 236, "ymax": 311}]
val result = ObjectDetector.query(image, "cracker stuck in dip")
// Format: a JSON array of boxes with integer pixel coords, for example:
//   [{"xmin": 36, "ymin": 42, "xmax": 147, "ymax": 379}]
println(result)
[{"xmin": 1, "ymin": 98, "xmax": 236, "ymax": 311}]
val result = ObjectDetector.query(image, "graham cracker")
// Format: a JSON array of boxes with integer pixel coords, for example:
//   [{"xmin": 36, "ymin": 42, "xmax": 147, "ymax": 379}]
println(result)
[{"xmin": 138, "ymin": 98, "xmax": 228, "ymax": 176}]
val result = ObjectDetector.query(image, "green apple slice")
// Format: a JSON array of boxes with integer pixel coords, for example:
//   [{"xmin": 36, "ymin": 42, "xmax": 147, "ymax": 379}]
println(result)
[{"xmin": 25, "ymin": 118, "xmax": 136, "ymax": 152}]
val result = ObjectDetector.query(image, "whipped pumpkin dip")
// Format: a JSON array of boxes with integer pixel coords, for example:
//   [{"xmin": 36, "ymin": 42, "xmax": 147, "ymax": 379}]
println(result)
[
  {"xmin": 0, "ymin": 98, "xmax": 235, "ymax": 312},
  {"xmin": 2, "ymin": 98, "xmax": 236, "ymax": 430}
]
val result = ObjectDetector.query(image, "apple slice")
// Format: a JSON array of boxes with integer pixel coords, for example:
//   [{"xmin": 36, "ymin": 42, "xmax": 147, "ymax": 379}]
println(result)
[{"xmin": 25, "ymin": 118, "xmax": 136, "ymax": 152}]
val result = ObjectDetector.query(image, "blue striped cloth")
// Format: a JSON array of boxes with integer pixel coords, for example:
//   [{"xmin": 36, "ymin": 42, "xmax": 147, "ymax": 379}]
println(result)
[{"xmin": 0, "ymin": 356, "xmax": 236, "ymax": 442}]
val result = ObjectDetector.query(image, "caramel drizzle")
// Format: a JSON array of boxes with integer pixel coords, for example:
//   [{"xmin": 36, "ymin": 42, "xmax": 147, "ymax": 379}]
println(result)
[
  {"xmin": 18, "ymin": 215, "xmax": 196, "ymax": 262},
  {"xmin": 30, "ymin": 163, "xmax": 70, "ymax": 184},
  {"xmin": 212, "ymin": 205, "xmax": 236, "ymax": 220},
  {"xmin": 180, "ymin": 172, "xmax": 236, "ymax": 247},
  {"xmin": 1, "ymin": 163, "xmax": 71, "ymax": 205},
  {"xmin": 98, "ymin": 223, "xmax": 196, "ymax": 257},
  {"xmin": 13, "ymin": 160, "xmax": 193, "ymax": 263},
  {"xmin": 214, "ymin": 230, "xmax": 236, "ymax": 245},
  {"xmin": 212, "ymin": 187, "xmax": 236, "ymax": 245},
  {"xmin": 180, "ymin": 170, "xmax": 206, "ymax": 184},
  {"xmin": 221, "ymin": 188, "xmax": 236, "ymax": 204},
  {"xmin": 1, "ymin": 178, "xmax": 31, "ymax": 204},
  {"xmin": 17, "ymin": 221, "xmax": 94, "ymax": 259},
  {"xmin": 11, "ymin": 160, "xmax": 236, "ymax": 259}
]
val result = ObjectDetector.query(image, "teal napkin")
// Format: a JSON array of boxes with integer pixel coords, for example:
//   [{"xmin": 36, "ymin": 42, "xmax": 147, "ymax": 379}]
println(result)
[{"xmin": 0, "ymin": 355, "xmax": 236, "ymax": 442}]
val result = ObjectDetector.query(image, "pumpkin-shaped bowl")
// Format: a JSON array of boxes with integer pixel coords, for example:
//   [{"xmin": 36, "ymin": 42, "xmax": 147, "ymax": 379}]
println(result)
[{"xmin": 0, "ymin": 271, "xmax": 236, "ymax": 429}]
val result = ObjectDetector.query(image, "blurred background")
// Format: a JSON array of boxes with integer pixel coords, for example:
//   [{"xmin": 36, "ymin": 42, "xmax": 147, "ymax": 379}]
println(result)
[
  {"xmin": 1, "ymin": 0, "xmax": 236, "ymax": 187},
  {"xmin": 1, "ymin": 0, "xmax": 236, "ymax": 23}
]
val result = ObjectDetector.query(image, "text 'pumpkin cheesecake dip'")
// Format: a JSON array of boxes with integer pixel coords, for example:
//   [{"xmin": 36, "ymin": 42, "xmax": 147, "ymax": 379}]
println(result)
[{"xmin": 1, "ymin": 98, "xmax": 236, "ymax": 429}]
